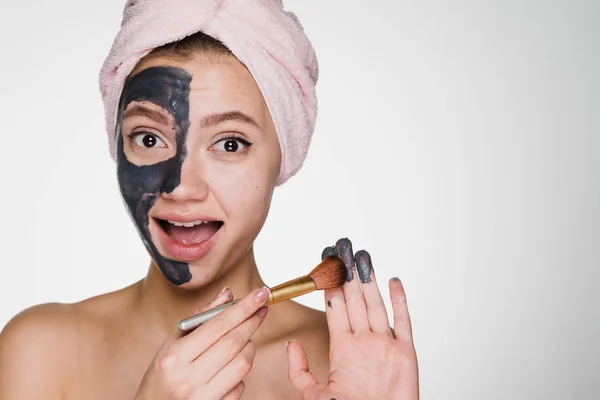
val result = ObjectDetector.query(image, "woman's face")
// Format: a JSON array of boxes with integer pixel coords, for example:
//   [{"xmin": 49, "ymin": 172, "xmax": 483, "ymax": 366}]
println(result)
[{"xmin": 115, "ymin": 53, "xmax": 281, "ymax": 287}]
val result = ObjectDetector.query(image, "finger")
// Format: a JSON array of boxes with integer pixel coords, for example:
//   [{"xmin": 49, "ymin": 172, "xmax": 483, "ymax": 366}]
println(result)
[
  {"xmin": 204, "ymin": 340, "xmax": 256, "ymax": 399},
  {"xmin": 287, "ymin": 340, "xmax": 320, "ymax": 397},
  {"xmin": 192, "ymin": 307, "xmax": 267, "ymax": 382},
  {"xmin": 323, "ymin": 287, "xmax": 351, "ymax": 335},
  {"xmin": 321, "ymin": 243, "xmax": 351, "ymax": 334},
  {"xmin": 206, "ymin": 286, "xmax": 234, "ymax": 310},
  {"xmin": 187, "ymin": 287, "xmax": 234, "ymax": 319},
  {"xmin": 176, "ymin": 286, "xmax": 269, "ymax": 362},
  {"xmin": 355, "ymin": 250, "xmax": 391, "ymax": 335},
  {"xmin": 321, "ymin": 246, "xmax": 337, "ymax": 260},
  {"xmin": 174, "ymin": 287, "xmax": 235, "ymax": 340},
  {"xmin": 390, "ymin": 278, "xmax": 414, "ymax": 343},
  {"xmin": 220, "ymin": 381, "xmax": 245, "ymax": 400},
  {"xmin": 336, "ymin": 238, "xmax": 369, "ymax": 333},
  {"xmin": 173, "ymin": 286, "xmax": 233, "ymax": 343}
]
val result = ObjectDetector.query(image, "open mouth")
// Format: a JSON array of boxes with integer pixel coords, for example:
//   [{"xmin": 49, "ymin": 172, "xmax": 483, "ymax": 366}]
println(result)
[
  {"xmin": 151, "ymin": 216, "xmax": 223, "ymax": 262},
  {"xmin": 155, "ymin": 218, "xmax": 224, "ymax": 245}
]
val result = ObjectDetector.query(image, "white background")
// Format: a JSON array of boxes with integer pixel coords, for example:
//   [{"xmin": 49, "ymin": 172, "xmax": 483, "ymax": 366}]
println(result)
[{"xmin": 1, "ymin": 1, "xmax": 599, "ymax": 399}]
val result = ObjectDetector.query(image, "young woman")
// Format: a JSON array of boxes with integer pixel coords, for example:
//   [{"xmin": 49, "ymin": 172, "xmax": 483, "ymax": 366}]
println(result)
[{"xmin": 0, "ymin": 1, "xmax": 419, "ymax": 399}]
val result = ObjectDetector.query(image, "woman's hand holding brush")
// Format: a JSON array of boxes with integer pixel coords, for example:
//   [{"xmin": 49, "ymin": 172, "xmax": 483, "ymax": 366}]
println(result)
[
  {"xmin": 177, "ymin": 256, "xmax": 346, "ymax": 332},
  {"xmin": 134, "ymin": 286, "xmax": 270, "ymax": 400},
  {"xmin": 287, "ymin": 238, "xmax": 420, "ymax": 400}
]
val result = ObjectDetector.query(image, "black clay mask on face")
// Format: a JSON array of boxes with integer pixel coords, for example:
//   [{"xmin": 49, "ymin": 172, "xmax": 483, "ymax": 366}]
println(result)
[{"xmin": 115, "ymin": 66, "xmax": 193, "ymax": 285}]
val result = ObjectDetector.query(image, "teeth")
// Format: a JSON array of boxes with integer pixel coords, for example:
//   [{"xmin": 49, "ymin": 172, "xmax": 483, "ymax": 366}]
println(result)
[{"xmin": 167, "ymin": 220, "xmax": 206, "ymax": 227}]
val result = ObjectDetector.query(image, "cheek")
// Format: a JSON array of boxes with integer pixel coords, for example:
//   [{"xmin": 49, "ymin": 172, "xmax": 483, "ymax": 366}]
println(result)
[
  {"xmin": 207, "ymin": 160, "xmax": 275, "ymax": 218},
  {"xmin": 118, "ymin": 161, "xmax": 169, "ymax": 198}
]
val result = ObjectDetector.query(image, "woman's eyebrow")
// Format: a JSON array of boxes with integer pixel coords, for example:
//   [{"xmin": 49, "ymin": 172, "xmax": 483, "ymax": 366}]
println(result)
[
  {"xmin": 200, "ymin": 111, "xmax": 259, "ymax": 128},
  {"xmin": 123, "ymin": 104, "xmax": 171, "ymax": 125}
]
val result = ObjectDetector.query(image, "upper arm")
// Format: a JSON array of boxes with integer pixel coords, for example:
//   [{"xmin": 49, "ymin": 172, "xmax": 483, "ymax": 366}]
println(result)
[{"xmin": 0, "ymin": 303, "xmax": 76, "ymax": 399}]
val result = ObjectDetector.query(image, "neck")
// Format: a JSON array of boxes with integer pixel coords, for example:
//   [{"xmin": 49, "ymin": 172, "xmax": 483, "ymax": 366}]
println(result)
[{"xmin": 134, "ymin": 247, "xmax": 266, "ymax": 335}]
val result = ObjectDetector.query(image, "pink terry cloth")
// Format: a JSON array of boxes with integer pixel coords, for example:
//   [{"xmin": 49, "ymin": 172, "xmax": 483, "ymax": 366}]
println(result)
[{"xmin": 99, "ymin": 0, "xmax": 319, "ymax": 185}]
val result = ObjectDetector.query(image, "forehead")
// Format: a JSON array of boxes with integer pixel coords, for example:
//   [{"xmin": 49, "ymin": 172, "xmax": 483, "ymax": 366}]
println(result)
[{"xmin": 127, "ymin": 54, "xmax": 268, "ymax": 118}]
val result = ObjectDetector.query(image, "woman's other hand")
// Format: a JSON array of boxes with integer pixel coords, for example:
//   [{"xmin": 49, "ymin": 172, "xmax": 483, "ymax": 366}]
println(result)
[
  {"xmin": 135, "ymin": 286, "xmax": 269, "ymax": 400},
  {"xmin": 287, "ymin": 238, "xmax": 419, "ymax": 400}
]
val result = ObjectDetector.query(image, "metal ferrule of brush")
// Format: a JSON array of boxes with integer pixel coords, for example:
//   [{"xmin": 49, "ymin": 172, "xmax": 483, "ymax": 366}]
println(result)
[{"xmin": 267, "ymin": 275, "xmax": 315, "ymax": 305}]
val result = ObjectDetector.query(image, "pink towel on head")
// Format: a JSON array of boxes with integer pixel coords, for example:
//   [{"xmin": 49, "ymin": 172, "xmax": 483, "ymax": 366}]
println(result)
[{"xmin": 99, "ymin": 0, "xmax": 319, "ymax": 185}]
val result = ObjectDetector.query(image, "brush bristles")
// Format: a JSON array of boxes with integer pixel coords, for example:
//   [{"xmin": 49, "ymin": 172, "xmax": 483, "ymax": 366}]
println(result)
[{"xmin": 308, "ymin": 256, "xmax": 347, "ymax": 290}]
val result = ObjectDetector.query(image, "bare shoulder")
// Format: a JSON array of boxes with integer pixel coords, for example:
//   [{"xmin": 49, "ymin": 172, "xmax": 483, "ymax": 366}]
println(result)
[
  {"xmin": 0, "ymin": 302, "xmax": 80, "ymax": 398},
  {"xmin": 0, "ymin": 286, "xmax": 136, "ymax": 398},
  {"xmin": 0, "ymin": 301, "xmax": 81, "ymax": 355}
]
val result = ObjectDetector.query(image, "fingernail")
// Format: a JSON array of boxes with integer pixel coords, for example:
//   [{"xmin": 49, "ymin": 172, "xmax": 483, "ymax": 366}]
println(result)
[
  {"xmin": 392, "ymin": 277, "xmax": 401, "ymax": 283},
  {"xmin": 218, "ymin": 286, "xmax": 229, "ymax": 295},
  {"xmin": 258, "ymin": 306, "xmax": 268, "ymax": 318},
  {"xmin": 216, "ymin": 286, "xmax": 229, "ymax": 298},
  {"xmin": 254, "ymin": 286, "xmax": 270, "ymax": 304},
  {"xmin": 215, "ymin": 286, "xmax": 232, "ymax": 301},
  {"xmin": 285, "ymin": 340, "xmax": 289, "ymax": 348}
]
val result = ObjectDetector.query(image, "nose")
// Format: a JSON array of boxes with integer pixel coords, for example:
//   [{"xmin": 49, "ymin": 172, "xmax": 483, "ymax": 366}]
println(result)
[{"xmin": 161, "ymin": 153, "xmax": 209, "ymax": 202}]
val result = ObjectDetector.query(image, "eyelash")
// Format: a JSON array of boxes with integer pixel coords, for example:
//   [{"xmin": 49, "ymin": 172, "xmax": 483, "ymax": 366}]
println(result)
[
  {"xmin": 127, "ymin": 131, "xmax": 166, "ymax": 151},
  {"xmin": 212, "ymin": 134, "xmax": 253, "ymax": 155}
]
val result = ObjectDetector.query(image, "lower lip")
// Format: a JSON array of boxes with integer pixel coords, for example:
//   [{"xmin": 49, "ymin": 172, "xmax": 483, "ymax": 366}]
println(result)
[{"xmin": 152, "ymin": 220, "xmax": 220, "ymax": 262}]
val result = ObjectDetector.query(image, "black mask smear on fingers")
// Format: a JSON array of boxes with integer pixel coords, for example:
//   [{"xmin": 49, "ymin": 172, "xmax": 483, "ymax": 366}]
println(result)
[
  {"xmin": 335, "ymin": 238, "xmax": 355, "ymax": 282},
  {"xmin": 355, "ymin": 250, "xmax": 373, "ymax": 284},
  {"xmin": 321, "ymin": 246, "xmax": 337, "ymax": 261},
  {"xmin": 116, "ymin": 66, "xmax": 193, "ymax": 286}
]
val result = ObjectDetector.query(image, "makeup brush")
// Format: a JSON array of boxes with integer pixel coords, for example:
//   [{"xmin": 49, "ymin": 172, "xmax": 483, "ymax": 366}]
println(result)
[{"xmin": 177, "ymin": 255, "xmax": 346, "ymax": 332}]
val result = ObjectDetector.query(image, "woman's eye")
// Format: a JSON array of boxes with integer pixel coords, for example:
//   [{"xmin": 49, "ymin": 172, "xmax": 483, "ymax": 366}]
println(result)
[
  {"xmin": 212, "ymin": 138, "xmax": 251, "ymax": 153},
  {"xmin": 132, "ymin": 133, "xmax": 166, "ymax": 149}
]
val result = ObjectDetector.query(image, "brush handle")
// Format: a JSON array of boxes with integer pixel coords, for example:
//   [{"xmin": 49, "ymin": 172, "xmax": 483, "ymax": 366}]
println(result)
[{"xmin": 177, "ymin": 299, "xmax": 240, "ymax": 332}]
